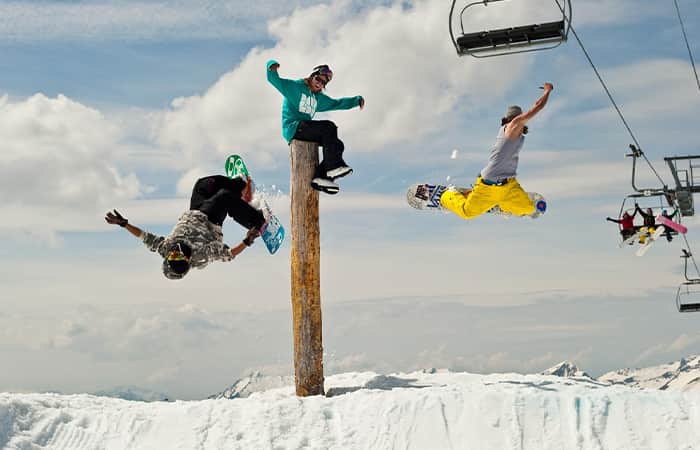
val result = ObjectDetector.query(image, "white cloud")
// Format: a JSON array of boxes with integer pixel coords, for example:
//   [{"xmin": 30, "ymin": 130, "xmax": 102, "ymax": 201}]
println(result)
[
  {"xmin": 0, "ymin": 94, "xmax": 146, "ymax": 238},
  {"xmin": 154, "ymin": 0, "xmax": 533, "ymax": 169}
]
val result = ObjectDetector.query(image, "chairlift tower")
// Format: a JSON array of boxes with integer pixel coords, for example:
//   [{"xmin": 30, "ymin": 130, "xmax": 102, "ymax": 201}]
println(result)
[{"xmin": 665, "ymin": 156, "xmax": 700, "ymax": 217}]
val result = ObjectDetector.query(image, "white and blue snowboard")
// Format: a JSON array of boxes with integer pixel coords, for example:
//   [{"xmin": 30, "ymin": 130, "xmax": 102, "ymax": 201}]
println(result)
[{"xmin": 406, "ymin": 183, "xmax": 547, "ymax": 219}]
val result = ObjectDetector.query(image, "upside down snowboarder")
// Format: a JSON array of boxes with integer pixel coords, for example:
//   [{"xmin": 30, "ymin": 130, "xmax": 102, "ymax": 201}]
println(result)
[{"xmin": 105, "ymin": 175, "xmax": 264, "ymax": 280}]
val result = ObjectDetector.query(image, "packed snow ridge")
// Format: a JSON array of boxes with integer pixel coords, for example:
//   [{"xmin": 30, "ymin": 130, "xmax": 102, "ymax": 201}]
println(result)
[{"xmin": 2, "ymin": 362, "xmax": 700, "ymax": 449}]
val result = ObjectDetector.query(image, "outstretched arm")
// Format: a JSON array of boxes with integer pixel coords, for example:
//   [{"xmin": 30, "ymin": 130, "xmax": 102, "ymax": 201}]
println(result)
[
  {"xmin": 106, "ymin": 209, "xmax": 167, "ymax": 256},
  {"xmin": 316, "ymin": 93, "xmax": 364, "ymax": 112},
  {"xmin": 105, "ymin": 209, "xmax": 144, "ymax": 239},
  {"xmin": 606, "ymin": 217, "xmax": 622, "ymax": 224},
  {"xmin": 505, "ymin": 83, "xmax": 553, "ymax": 139},
  {"xmin": 227, "ymin": 228, "xmax": 261, "ymax": 259}
]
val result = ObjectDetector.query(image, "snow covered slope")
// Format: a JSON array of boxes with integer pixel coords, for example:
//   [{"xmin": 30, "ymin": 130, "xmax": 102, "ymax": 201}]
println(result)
[
  {"xmin": 2, "ymin": 371, "xmax": 700, "ymax": 450},
  {"xmin": 599, "ymin": 355, "xmax": 700, "ymax": 391}
]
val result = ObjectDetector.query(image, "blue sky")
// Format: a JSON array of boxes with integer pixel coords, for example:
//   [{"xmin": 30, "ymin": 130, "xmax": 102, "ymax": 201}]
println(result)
[{"xmin": 1, "ymin": 0, "xmax": 700, "ymax": 399}]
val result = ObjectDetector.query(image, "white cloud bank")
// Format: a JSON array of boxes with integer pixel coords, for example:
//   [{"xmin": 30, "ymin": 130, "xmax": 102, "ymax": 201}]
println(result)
[
  {"xmin": 154, "ymin": 0, "xmax": 532, "ymax": 169},
  {"xmin": 0, "ymin": 94, "xmax": 145, "ymax": 240}
]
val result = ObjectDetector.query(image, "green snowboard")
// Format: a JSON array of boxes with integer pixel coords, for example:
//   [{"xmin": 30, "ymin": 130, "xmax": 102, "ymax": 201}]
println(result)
[{"xmin": 225, "ymin": 154, "xmax": 285, "ymax": 255}]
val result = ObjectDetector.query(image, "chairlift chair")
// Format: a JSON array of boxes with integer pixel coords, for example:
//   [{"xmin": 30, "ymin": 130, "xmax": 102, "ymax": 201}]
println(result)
[
  {"xmin": 676, "ymin": 250, "xmax": 700, "ymax": 313},
  {"xmin": 616, "ymin": 192, "xmax": 677, "ymax": 245},
  {"xmin": 449, "ymin": 0, "xmax": 572, "ymax": 58}
]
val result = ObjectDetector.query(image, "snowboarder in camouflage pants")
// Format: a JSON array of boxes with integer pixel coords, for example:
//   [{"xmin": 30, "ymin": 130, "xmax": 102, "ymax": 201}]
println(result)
[{"xmin": 105, "ymin": 175, "xmax": 264, "ymax": 280}]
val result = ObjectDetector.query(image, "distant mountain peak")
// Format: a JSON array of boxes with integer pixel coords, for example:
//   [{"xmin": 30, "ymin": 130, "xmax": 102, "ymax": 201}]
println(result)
[
  {"xmin": 599, "ymin": 355, "xmax": 700, "ymax": 391},
  {"xmin": 91, "ymin": 385, "xmax": 170, "ymax": 402},
  {"xmin": 209, "ymin": 371, "xmax": 294, "ymax": 400},
  {"xmin": 542, "ymin": 361, "xmax": 591, "ymax": 378}
]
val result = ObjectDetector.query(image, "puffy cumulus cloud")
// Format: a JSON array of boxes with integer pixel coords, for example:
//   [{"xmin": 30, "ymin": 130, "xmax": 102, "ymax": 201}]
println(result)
[
  {"xmin": 155, "ymin": 0, "xmax": 532, "ymax": 170},
  {"xmin": 0, "ymin": 93, "xmax": 145, "ymax": 237}
]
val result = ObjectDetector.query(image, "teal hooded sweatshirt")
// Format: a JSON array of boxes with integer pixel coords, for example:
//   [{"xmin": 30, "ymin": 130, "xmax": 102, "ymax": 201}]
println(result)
[{"xmin": 266, "ymin": 59, "xmax": 363, "ymax": 143}]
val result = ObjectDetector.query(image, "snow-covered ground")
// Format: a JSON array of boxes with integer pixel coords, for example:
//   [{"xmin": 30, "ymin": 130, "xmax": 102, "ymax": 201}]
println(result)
[{"xmin": 2, "ymin": 369, "xmax": 700, "ymax": 450}]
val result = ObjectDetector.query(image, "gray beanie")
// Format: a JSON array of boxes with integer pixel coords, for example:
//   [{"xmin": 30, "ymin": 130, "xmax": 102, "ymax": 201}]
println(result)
[{"xmin": 505, "ymin": 105, "xmax": 522, "ymax": 119}]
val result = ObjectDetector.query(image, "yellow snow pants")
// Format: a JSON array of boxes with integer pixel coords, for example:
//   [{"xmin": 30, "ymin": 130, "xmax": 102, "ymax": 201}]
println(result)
[{"xmin": 440, "ymin": 177, "xmax": 535, "ymax": 220}]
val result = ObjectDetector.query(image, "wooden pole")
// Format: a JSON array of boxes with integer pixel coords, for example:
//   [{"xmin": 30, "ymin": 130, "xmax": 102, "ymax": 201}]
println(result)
[{"xmin": 289, "ymin": 139, "xmax": 324, "ymax": 396}]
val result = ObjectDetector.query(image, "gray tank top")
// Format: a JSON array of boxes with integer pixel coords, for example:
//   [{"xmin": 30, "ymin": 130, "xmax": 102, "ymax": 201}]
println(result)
[{"xmin": 480, "ymin": 125, "xmax": 525, "ymax": 181}]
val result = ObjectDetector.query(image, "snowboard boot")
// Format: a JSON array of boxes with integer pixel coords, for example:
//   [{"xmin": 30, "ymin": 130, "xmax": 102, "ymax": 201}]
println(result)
[
  {"xmin": 311, "ymin": 177, "xmax": 340, "ymax": 195},
  {"xmin": 326, "ymin": 162, "xmax": 353, "ymax": 180}
]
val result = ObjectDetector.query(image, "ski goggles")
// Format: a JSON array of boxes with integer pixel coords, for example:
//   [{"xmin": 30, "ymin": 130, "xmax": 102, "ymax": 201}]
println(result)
[
  {"xmin": 314, "ymin": 74, "xmax": 330, "ymax": 86},
  {"xmin": 312, "ymin": 65, "xmax": 333, "ymax": 84},
  {"xmin": 166, "ymin": 243, "xmax": 191, "ymax": 262}
]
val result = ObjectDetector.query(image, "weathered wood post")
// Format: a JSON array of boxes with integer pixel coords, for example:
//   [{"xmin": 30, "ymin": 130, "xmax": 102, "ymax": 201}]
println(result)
[{"xmin": 289, "ymin": 139, "xmax": 324, "ymax": 396}]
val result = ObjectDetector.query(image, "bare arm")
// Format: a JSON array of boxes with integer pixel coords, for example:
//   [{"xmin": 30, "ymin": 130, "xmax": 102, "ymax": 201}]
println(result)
[
  {"xmin": 105, "ymin": 209, "xmax": 144, "ymax": 238},
  {"xmin": 505, "ymin": 83, "xmax": 553, "ymax": 139},
  {"xmin": 228, "ymin": 227, "xmax": 261, "ymax": 258}
]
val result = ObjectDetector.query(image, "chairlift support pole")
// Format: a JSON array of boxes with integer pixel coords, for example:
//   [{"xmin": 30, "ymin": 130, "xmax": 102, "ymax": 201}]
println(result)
[{"xmin": 626, "ymin": 145, "xmax": 671, "ymax": 198}]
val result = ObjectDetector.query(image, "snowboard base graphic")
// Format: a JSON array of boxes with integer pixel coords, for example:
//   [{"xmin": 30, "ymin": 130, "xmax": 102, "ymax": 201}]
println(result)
[{"xmin": 225, "ymin": 154, "xmax": 285, "ymax": 255}]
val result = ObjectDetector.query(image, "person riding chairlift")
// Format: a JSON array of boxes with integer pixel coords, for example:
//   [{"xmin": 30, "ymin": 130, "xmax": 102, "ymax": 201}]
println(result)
[
  {"xmin": 606, "ymin": 209, "xmax": 638, "ymax": 244},
  {"xmin": 635, "ymin": 204, "xmax": 658, "ymax": 244}
]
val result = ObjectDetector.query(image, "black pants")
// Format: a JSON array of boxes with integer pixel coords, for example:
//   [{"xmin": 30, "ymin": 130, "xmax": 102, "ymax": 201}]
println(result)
[
  {"xmin": 621, "ymin": 228, "xmax": 636, "ymax": 240},
  {"xmin": 190, "ymin": 175, "xmax": 265, "ymax": 229},
  {"xmin": 293, "ymin": 120, "xmax": 345, "ymax": 178}
]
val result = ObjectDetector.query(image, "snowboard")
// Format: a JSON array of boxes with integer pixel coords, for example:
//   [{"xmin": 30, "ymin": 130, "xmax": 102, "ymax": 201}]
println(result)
[
  {"xmin": 406, "ymin": 183, "xmax": 547, "ymax": 219},
  {"xmin": 635, "ymin": 226, "xmax": 665, "ymax": 257},
  {"xmin": 656, "ymin": 214, "xmax": 687, "ymax": 234},
  {"xmin": 225, "ymin": 154, "xmax": 285, "ymax": 255}
]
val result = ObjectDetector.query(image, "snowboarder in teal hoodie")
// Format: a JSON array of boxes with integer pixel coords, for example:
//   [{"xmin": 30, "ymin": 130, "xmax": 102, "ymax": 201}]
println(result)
[{"xmin": 266, "ymin": 60, "xmax": 364, "ymax": 194}]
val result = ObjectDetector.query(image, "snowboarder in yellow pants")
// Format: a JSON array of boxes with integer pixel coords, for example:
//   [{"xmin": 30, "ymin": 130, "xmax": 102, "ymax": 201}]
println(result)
[
  {"xmin": 440, "ymin": 176, "xmax": 534, "ymax": 220},
  {"xmin": 441, "ymin": 83, "xmax": 554, "ymax": 220}
]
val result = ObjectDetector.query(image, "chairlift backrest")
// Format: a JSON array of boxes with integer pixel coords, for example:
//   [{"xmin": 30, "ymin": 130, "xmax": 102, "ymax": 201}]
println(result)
[
  {"xmin": 449, "ymin": 0, "xmax": 572, "ymax": 58},
  {"xmin": 676, "ymin": 283, "xmax": 700, "ymax": 313}
]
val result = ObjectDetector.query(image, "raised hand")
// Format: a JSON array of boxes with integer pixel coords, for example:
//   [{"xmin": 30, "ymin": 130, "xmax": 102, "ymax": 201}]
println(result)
[{"xmin": 105, "ymin": 209, "xmax": 128, "ymax": 227}]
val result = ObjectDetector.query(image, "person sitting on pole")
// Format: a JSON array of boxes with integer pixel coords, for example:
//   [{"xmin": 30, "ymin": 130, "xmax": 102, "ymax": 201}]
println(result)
[{"xmin": 266, "ymin": 60, "xmax": 364, "ymax": 195}]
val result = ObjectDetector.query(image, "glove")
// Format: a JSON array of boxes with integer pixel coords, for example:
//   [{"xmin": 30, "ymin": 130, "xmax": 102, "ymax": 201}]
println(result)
[
  {"xmin": 105, "ymin": 209, "xmax": 128, "ymax": 227},
  {"xmin": 243, "ymin": 227, "xmax": 260, "ymax": 247}
]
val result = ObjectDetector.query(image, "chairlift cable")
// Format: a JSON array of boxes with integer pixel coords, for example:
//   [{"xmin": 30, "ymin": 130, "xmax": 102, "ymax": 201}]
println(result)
[
  {"xmin": 673, "ymin": 0, "xmax": 700, "ymax": 92},
  {"xmin": 553, "ymin": 0, "xmax": 668, "ymax": 188}
]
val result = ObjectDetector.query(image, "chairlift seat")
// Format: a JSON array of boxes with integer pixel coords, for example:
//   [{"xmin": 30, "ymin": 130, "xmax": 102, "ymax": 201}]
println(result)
[
  {"xmin": 679, "ymin": 302, "xmax": 700, "ymax": 313},
  {"xmin": 455, "ymin": 20, "xmax": 566, "ymax": 55},
  {"xmin": 449, "ymin": 0, "xmax": 572, "ymax": 58},
  {"xmin": 676, "ymin": 282, "xmax": 700, "ymax": 313}
]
